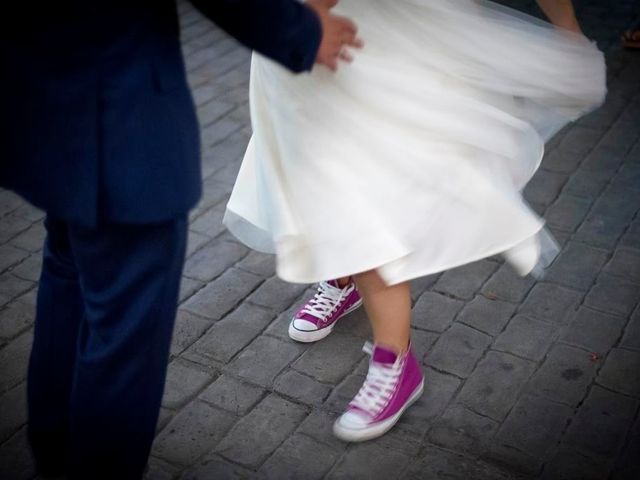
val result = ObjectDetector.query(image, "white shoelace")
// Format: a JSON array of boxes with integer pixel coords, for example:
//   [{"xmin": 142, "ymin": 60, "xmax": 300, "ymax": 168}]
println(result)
[
  {"xmin": 300, "ymin": 281, "xmax": 351, "ymax": 320},
  {"xmin": 350, "ymin": 342, "xmax": 402, "ymax": 417}
]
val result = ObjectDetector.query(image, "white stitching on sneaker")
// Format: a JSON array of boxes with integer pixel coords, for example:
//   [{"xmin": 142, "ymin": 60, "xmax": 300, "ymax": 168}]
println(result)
[
  {"xmin": 350, "ymin": 348, "xmax": 402, "ymax": 417},
  {"xmin": 300, "ymin": 281, "xmax": 353, "ymax": 321}
]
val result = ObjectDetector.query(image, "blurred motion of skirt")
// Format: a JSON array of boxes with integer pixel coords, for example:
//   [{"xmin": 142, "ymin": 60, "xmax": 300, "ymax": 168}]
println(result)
[{"xmin": 224, "ymin": 0, "xmax": 607, "ymax": 284}]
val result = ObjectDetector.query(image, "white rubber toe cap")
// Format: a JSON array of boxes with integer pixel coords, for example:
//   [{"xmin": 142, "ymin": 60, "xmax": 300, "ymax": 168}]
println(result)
[{"xmin": 291, "ymin": 318, "xmax": 318, "ymax": 332}]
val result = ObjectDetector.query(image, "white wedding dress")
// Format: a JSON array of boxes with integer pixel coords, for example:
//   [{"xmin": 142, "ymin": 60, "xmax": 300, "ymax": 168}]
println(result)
[{"xmin": 223, "ymin": 0, "xmax": 606, "ymax": 285}]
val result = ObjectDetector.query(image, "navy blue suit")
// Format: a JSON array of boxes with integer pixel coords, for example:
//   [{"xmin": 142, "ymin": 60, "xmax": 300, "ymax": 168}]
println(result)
[{"xmin": 0, "ymin": 1, "xmax": 320, "ymax": 478}]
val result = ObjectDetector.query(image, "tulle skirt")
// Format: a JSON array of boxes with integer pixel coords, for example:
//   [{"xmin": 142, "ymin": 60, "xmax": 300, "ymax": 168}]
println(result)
[{"xmin": 224, "ymin": 0, "xmax": 606, "ymax": 284}]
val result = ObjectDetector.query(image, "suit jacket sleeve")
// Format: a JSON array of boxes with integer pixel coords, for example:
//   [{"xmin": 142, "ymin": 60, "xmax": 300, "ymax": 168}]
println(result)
[{"xmin": 190, "ymin": 0, "xmax": 322, "ymax": 72}]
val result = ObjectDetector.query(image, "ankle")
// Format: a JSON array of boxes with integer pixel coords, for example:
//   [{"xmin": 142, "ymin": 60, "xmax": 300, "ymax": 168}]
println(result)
[{"xmin": 336, "ymin": 276, "xmax": 351, "ymax": 288}]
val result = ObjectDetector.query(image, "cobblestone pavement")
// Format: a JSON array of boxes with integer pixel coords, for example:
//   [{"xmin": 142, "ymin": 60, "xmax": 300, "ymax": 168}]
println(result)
[{"xmin": 1, "ymin": 1, "xmax": 640, "ymax": 479}]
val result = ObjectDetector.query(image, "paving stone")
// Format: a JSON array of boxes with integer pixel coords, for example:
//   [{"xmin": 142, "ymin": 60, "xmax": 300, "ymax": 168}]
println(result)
[
  {"xmin": 410, "ymin": 273, "xmax": 440, "ymax": 302},
  {"xmin": 545, "ymin": 195, "xmax": 592, "ymax": 232},
  {"xmin": 215, "ymin": 394, "xmax": 308, "ymax": 468},
  {"xmin": 293, "ymin": 409, "xmax": 344, "ymax": 451},
  {"xmin": 247, "ymin": 276, "xmax": 307, "ymax": 312},
  {"xmin": 585, "ymin": 273, "xmax": 640, "ymax": 317},
  {"xmin": 144, "ymin": 457, "xmax": 180, "ymax": 480},
  {"xmin": 456, "ymin": 351, "xmax": 536, "ymax": 421},
  {"xmin": 541, "ymin": 448, "xmax": 613, "ymax": 480},
  {"xmin": 185, "ymin": 230, "xmax": 210, "ymax": 258},
  {"xmin": 328, "ymin": 442, "xmax": 412, "ymax": 480},
  {"xmin": 9, "ymin": 255, "xmax": 42, "ymax": 282},
  {"xmin": 527, "ymin": 344, "xmax": 598, "ymax": 407},
  {"xmin": 397, "ymin": 368, "xmax": 461, "ymax": 435},
  {"xmin": 162, "ymin": 360, "xmax": 214, "ymax": 410},
  {"xmin": 428, "ymin": 403, "xmax": 499, "ymax": 456},
  {"xmin": 182, "ymin": 268, "xmax": 263, "ymax": 320},
  {"xmin": 562, "ymin": 168, "xmax": 611, "ymax": 199},
  {"xmin": 562, "ymin": 385, "xmax": 639, "ymax": 457},
  {"xmin": 153, "ymin": 400, "xmax": 236, "ymax": 466},
  {"xmin": 0, "ymin": 300, "xmax": 34, "ymax": 342},
  {"xmin": 292, "ymin": 333, "xmax": 363, "ymax": 384},
  {"xmin": 493, "ymin": 315, "xmax": 558, "ymax": 361},
  {"xmin": 483, "ymin": 442, "xmax": 543, "ymax": 476},
  {"xmin": 0, "ymin": 215, "xmax": 31, "ymax": 244},
  {"xmin": 406, "ymin": 446, "xmax": 515, "ymax": 480},
  {"xmin": 597, "ymin": 348, "xmax": 640, "ymax": 397},
  {"xmin": 560, "ymin": 307, "xmax": 626, "ymax": 355},
  {"xmin": 581, "ymin": 146, "xmax": 625, "ymax": 173},
  {"xmin": 413, "ymin": 292, "xmax": 464, "ymax": 333},
  {"xmin": 610, "ymin": 414, "xmax": 640, "ymax": 480},
  {"xmin": 410, "ymin": 328, "xmax": 439, "ymax": 364},
  {"xmin": 427, "ymin": 323, "xmax": 491, "ymax": 377},
  {"xmin": 523, "ymin": 170, "xmax": 567, "ymax": 206},
  {"xmin": 621, "ymin": 308, "xmax": 640, "ymax": 350},
  {"xmin": 621, "ymin": 216, "xmax": 640, "ymax": 249},
  {"xmin": 612, "ymin": 162, "xmax": 640, "ymax": 191},
  {"xmin": 235, "ymin": 250, "xmax": 276, "ymax": 278},
  {"xmin": 482, "ymin": 264, "xmax": 536, "ymax": 303},
  {"xmin": 519, "ymin": 283, "xmax": 582, "ymax": 324},
  {"xmin": 556, "ymin": 125, "xmax": 604, "ymax": 157},
  {"xmin": 178, "ymin": 276, "xmax": 203, "ymax": 303},
  {"xmin": 455, "ymin": 295, "xmax": 516, "ymax": 336},
  {"xmin": 189, "ymin": 202, "xmax": 226, "ymax": 238},
  {"xmin": 0, "ymin": 245, "xmax": 29, "ymax": 273},
  {"xmin": 544, "ymin": 242, "xmax": 609, "ymax": 290},
  {"xmin": 11, "ymin": 203, "xmax": 44, "ymax": 223},
  {"xmin": 169, "ymin": 309, "xmax": 211, "ymax": 357},
  {"xmin": 9, "ymin": 223, "xmax": 45, "ymax": 252},
  {"xmin": 433, "ymin": 260, "xmax": 497, "ymax": 300},
  {"xmin": 0, "ymin": 382, "xmax": 27, "ymax": 444},
  {"xmin": 0, "ymin": 427, "xmax": 36, "ymax": 480},
  {"xmin": 598, "ymin": 117, "xmax": 640, "ymax": 157},
  {"xmin": 604, "ymin": 246, "xmax": 640, "ymax": 282},
  {"xmin": 264, "ymin": 288, "xmax": 316, "ymax": 341},
  {"xmin": 333, "ymin": 306, "xmax": 372, "ymax": 339},
  {"xmin": 199, "ymin": 374, "xmax": 265, "ymax": 415},
  {"xmin": 181, "ymin": 456, "xmax": 253, "ymax": 480},
  {"xmin": 258, "ymin": 433, "xmax": 339, "ymax": 480},
  {"xmin": 226, "ymin": 336, "xmax": 304, "ymax": 387},
  {"xmin": 324, "ymin": 373, "xmax": 365, "ymax": 414},
  {"xmin": 0, "ymin": 330, "xmax": 33, "ymax": 395},
  {"xmin": 183, "ymin": 238, "xmax": 248, "ymax": 282},
  {"xmin": 0, "ymin": 190, "xmax": 24, "ymax": 217},
  {"xmin": 273, "ymin": 369, "xmax": 332, "ymax": 407},
  {"xmin": 542, "ymin": 149, "xmax": 583, "ymax": 174}
]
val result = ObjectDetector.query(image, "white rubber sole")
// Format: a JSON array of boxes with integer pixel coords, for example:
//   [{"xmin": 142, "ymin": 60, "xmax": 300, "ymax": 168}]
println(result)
[
  {"xmin": 332, "ymin": 379, "xmax": 425, "ymax": 442},
  {"xmin": 288, "ymin": 299, "xmax": 363, "ymax": 343}
]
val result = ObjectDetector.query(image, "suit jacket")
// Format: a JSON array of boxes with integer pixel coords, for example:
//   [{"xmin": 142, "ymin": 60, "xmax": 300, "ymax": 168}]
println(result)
[{"xmin": 0, "ymin": 0, "xmax": 321, "ymax": 227}]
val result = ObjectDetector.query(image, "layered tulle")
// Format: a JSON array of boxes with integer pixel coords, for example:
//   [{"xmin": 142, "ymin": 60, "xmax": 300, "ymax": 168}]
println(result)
[{"xmin": 224, "ymin": 0, "xmax": 606, "ymax": 284}]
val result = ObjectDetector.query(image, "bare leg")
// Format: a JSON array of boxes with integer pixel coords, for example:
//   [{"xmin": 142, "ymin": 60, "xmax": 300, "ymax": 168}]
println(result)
[{"xmin": 353, "ymin": 270, "xmax": 411, "ymax": 354}]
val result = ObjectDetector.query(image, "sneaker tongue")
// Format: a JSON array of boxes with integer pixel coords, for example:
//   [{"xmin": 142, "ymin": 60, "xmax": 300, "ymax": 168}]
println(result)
[
  {"xmin": 372, "ymin": 345, "xmax": 398, "ymax": 364},
  {"xmin": 326, "ymin": 279, "xmax": 341, "ymax": 288}
]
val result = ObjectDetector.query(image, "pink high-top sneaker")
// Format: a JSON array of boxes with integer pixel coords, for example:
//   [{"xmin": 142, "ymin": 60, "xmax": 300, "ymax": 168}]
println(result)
[
  {"xmin": 288, "ymin": 279, "xmax": 363, "ymax": 343},
  {"xmin": 333, "ymin": 342, "xmax": 424, "ymax": 442}
]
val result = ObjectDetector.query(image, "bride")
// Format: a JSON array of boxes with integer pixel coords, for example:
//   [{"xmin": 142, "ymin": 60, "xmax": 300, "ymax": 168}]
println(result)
[{"xmin": 224, "ymin": 0, "xmax": 606, "ymax": 442}]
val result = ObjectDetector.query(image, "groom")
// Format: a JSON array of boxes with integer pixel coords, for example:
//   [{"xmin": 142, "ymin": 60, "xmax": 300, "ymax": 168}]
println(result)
[{"xmin": 0, "ymin": 0, "xmax": 358, "ymax": 478}]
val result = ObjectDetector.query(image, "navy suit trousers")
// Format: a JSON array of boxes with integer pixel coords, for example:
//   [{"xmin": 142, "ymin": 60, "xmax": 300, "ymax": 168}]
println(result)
[{"xmin": 27, "ymin": 215, "xmax": 187, "ymax": 479}]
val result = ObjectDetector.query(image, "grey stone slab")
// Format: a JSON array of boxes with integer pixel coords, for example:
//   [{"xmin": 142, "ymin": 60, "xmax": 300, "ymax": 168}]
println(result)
[
  {"xmin": 273, "ymin": 369, "xmax": 332, "ymax": 407},
  {"xmin": 611, "ymin": 414, "xmax": 640, "ymax": 480},
  {"xmin": 0, "ymin": 245, "xmax": 29, "ymax": 273},
  {"xmin": 199, "ymin": 374, "xmax": 265, "ymax": 415},
  {"xmin": 183, "ymin": 238, "xmax": 248, "ymax": 282},
  {"xmin": 226, "ymin": 335, "xmax": 304, "ymax": 387},
  {"xmin": 410, "ymin": 273, "xmax": 440, "ymax": 302},
  {"xmin": 0, "ymin": 382, "xmax": 27, "ymax": 444},
  {"xmin": 9, "ymin": 223, "xmax": 45, "ymax": 253},
  {"xmin": 562, "ymin": 168, "xmax": 611, "ymax": 200},
  {"xmin": 544, "ymin": 242, "xmax": 609, "ymax": 290},
  {"xmin": 184, "ymin": 303, "xmax": 274, "ymax": 365},
  {"xmin": 292, "ymin": 333, "xmax": 363, "ymax": 384},
  {"xmin": 429, "ymin": 403, "xmax": 500, "ymax": 456},
  {"xmin": 482, "ymin": 264, "xmax": 536, "ymax": 303},
  {"xmin": 178, "ymin": 276, "xmax": 203, "ymax": 304},
  {"xmin": 612, "ymin": 163, "xmax": 640, "ymax": 191},
  {"xmin": 144, "ymin": 457, "xmax": 180, "ymax": 480},
  {"xmin": 264, "ymin": 288, "xmax": 316, "ymax": 341},
  {"xmin": 182, "ymin": 268, "xmax": 263, "ymax": 320},
  {"xmin": 0, "ymin": 215, "xmax": 31, "ymax": 244},
  {"xmin": 169, "ymin": 310, "xmax": 211, "ymax": 357},
  {"xmin": 581, "ymin": 146, "xmax": 625, "ymax": 174},
  {"xmin": 332, "ymin": 305, "xmax": 371, "ymax": 339},
  {"xmin": 546, "ymin": 195, "xmax": 593, "ymax": 232},
  {"xmin": 427, "ymin": 323, "xmax": 491, "ymax": 377},
  {"xmin": 11, "ymin": 203, "xmax": 45, "ymax": 223},
  {"xmin": 527, "ymin": 344, "xmax": 599, "ymax": 407},
  {"xmin": 153, "ymin": 400, "xmax": 236, "ymax": 466},
  {"xmin": 328, "ymin": 442, "xmax": 412, "ymax": 480},
  {"xmin": 556, "ymin": 125, "xmax": 604, "ymax": 157},
  {"xmin": 0, "ymin": 427, "xmax": 36, "ymax": 480},
  {"xmin": 296, "ymin": 409, "xmax": 344, "ymax": 451},
  {"xmin": 235, "ymin": 251, "xmax": 276, "ymax": 278},
  {"xmin": 494, "ymin": 394, "xmax": 573, "ymax": 460},
  {"xmin": 215, "ymin": 393, "xmax": 308, "ymax": 468},
  {"xmin": 397, "ymin": 368, "xmax": 461, "ymax": 435},
  {"xmin": 413, "ymin": 292, "xmax": 465, "ymax": 333},
  {"xmin": 621, "ymin": 309, "xmax": 640, "ymax": 351},
  {"xmin": 410, "ymin": 328, "xmax": 439, "ymax": 364},
  {"xmin": 519, "ymin": 283, "xmax": 582, "ymax": 324},
  {"xmin": 604, "ymin": 246, "xmax": 640, "ymax": 282},
  {"xmin": 0, "ymin": 301, "xmax": 34, "ymax": 340},
  {"xmin": 523, "ymin": 170, "xmax": 567, "ymax": 206},
  {"xmin": 542, "ymin": 149, "xmax": 583, "ymax": 174},
  {"xmin": 585, "ymin": 273, "xmax": 640, "ymax": 317},
  {"xmin": 456, "ymin": 351, "xmax": 536, "ymax": 421},
  {"xmin": 406, "ymin": 446, "xmax": 515, "ymax": 480},
  {"xmin": 0, "ymin": 330, "xmax": 33, "ymax": 395},
  {"xmin": 258, "ymin": 433, "xmax": 339, "ymax": 480},
  {"xmin": 598, "ymin": 117, "xmax": 640, "ymax": 157},
  {"xmin": 189, "ymin": 203, "xmax": 226, "ymax": 238},
  {"xmin": 247, "ymin": 276, "xmax": 308, "ymax": 312},
  {"xmin": 483, "ymin": 442, "xmax": 543, "ymax": 476},
  {"xmin": 456, "ymin": 295, "xmax": 516, "ymax": 336},
  {"xmin": 324, "ymin": 373, "xmax": 365, "ymax": 414},
  {"xmin": 201, "ymin": 118, "xmax": 243, "ymax": 149},
  {"xmin": 181, "ymin": 456, "xmax": 254, "ymax": 480},
  {"xmin": 0, "ymin": 190, "xmax": 24, "ymax": 217},
  {"xmin": 493, "ymin": 315, "xmax": 558, "ymax": 361},
  {"xmin": 563, "ymin": 385, "xmax": 638, "ymax": 457},
  {"xmin": 162, "ymin": 360, "xmax": 214, "ymax": 410},
  {"xmin": 541, "ymin": 448, "xmax": 613, "ymax": 480},
  {"xmin": 597, "ymin": 348, "xmax": 640, "ymax": 397},
  {"xmin": 560, "ymin": 307, "xmax": 626, "ymax": 355},
  {"xmin": 433, "ymin": 260, "xmax": 497, "ymax": 300},
  {"xmin": 10, "ymin": 255, "xmax": 42, "ymax": 283},
  {"xmin": 185, "ymin": 230, "xmax": 210, "ymax": 258}
]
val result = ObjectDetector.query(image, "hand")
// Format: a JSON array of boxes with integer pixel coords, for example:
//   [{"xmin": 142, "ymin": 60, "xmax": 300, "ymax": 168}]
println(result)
[{"xmin": 306, "ymin": 0, "xmax": 363, "ymax": 71}]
